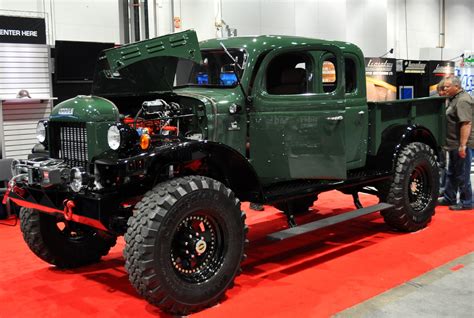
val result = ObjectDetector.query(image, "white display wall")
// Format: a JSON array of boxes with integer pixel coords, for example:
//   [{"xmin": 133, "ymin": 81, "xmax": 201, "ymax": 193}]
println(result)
[
  {"xmin": 0, "ymin": 42, "xmax": 52, "ymax": 159},
  {"xmin": 0, "ymin": 0, "xmax": 473, "ymax": 60}
]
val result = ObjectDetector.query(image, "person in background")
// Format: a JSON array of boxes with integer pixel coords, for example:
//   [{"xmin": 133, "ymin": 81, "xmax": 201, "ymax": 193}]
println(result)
[
  {"xmin": 437, "ymin": 78, "xmax": 448, "ymax": 196},
  {"xmin": 437, "ymin": 79, "xmax": 447, "ymax": 97},
  {"xmin": 438, "ymin": 76, "xmax": 474, "ymax": 210}
]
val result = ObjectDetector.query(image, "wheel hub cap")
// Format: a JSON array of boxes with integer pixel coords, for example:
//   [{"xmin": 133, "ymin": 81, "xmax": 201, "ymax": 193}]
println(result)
[
  {"xmin": 410, "ymin": 180, "xmax": 418, "ymax": 193},
  {"xmin": 409, "ymin": 166, "xmax": 431, "ymax": 212},
  {"xmin": 195, "ymin": 239, "xmax": 207, "ymax": 254}
]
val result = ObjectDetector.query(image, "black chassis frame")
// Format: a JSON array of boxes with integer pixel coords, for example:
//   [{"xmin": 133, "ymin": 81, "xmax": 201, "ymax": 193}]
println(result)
[{"xmin": 8, "ymin": 139, "xmax": 263, "ymax": 234}]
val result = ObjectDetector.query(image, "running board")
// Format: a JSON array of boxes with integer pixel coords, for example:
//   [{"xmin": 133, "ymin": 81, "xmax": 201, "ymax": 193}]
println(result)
[{"xmin": 267, "ymin": 202, "xmax": 394, "ymax": 241}]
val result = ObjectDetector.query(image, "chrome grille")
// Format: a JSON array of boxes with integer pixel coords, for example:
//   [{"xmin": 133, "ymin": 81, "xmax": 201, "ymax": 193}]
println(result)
[{"xmin": 49, "ymin": 122, "xmax": 88, "ymax": 168}]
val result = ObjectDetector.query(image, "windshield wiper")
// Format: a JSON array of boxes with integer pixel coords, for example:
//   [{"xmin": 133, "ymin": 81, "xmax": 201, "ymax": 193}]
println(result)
[{"xmin": 220, "ymin": 43, "xmax": 243, "ymax": 70}]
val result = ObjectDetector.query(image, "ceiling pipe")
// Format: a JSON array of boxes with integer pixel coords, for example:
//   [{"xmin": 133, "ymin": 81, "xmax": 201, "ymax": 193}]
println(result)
[
  {"xmin": 438, "ymin": 0, "xmax": 445, "ymax": 48},
  {"xmin": 171, "ymin": 0, "xmax": 175, "ymax": 33},
  {"xmin": 152, "ymin": 0, "xmax": 158, "ymax": 37},
  {"xmin": 140, "ymin": 0, "xmax": 149, "ymax": 39},
  {"xmin": 118, "ymin": 0, "xmax": 130, "ymax": 44}
]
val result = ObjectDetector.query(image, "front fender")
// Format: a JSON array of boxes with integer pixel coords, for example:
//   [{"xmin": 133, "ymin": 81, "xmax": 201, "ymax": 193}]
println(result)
[
  {"xmin": 95, "ymin": 140, "xmax": 263, "ymax": 202},
  {"xmin": 153, "ymin": 140, "xmax": 263, "ymax": 202}
]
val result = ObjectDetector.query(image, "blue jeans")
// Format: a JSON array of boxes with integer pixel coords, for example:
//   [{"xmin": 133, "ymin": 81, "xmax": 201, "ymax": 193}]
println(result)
[
  {"xmin": 443, "ymin": 148, "xmax": 472, "ymax": 207},
  {"xmin": 439, "ymin": 151, "xmax": 448, "ymax": 195}
]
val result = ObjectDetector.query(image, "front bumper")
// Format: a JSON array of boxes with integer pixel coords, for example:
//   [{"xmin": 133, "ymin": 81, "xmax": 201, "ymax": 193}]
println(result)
[{"xmin": 5, "ymin": 158, "xmax": 120, "ymax": 232}]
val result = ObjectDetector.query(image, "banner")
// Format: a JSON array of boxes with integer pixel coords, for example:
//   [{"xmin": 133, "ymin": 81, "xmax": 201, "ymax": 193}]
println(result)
[
  {"xmin": 365, "ymin": 58, "xmax": 397, "ymax": 101},
  {"xmin": 428, "ymin": 60, "xmax": 455, "ymax": 96},
  {"xmin": 456, "ymin": 53, "xmax": 474, "ymax": 97},
  {"xmin": 0, "ymin": 16, "xmax": 46, "ymax": 44},
  {"xmin": 402, "ymin": 60, "xmax": 428, "ymax": 74}
]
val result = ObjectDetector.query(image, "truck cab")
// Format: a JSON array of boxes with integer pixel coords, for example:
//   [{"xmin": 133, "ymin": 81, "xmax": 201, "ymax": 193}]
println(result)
[{"xmin": 173, "ymin": 36, "xmax": 369, "ymax": 181}]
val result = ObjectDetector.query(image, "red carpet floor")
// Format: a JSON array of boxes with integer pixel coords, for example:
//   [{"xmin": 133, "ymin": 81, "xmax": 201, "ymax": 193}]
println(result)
[{"xmin": 0, "ymin": 191, "xmax": 473, "ymax": 317}]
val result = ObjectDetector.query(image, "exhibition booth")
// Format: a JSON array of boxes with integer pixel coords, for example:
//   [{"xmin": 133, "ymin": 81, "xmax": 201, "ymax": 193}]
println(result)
[{"xmin": 0, "ymin": 3, "xmax": 473, "ymax": 316}]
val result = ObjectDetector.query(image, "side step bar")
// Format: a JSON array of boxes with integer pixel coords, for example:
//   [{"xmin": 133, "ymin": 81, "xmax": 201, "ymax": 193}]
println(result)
[{"xmin": 267, "ymin": 202, "xmax": 394, "ymax": 241}]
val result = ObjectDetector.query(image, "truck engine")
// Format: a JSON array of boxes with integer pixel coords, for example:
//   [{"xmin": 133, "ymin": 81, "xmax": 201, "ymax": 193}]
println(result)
[{"xmin": 122, "ymin": 98, "xmax": 197, "ymax": 145}]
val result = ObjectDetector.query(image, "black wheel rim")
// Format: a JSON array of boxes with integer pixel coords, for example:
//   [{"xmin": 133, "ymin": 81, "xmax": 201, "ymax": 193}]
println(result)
[
  {"xmin": 170, "ymin": 212, "xmax": 224, "ymax": 284},
  {"xmin": 408, "ymin": 163, "xmax": 432, "ymax": 212}
]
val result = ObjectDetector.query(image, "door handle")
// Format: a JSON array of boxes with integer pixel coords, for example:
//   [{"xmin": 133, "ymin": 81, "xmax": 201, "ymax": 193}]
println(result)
[
  {"xmin": 326, "ymin": 116, "xmax": 343, "ymax": 121},
  {"xmin": 358, "ymin": 111, "xmax": 365, "ymax": 115}
]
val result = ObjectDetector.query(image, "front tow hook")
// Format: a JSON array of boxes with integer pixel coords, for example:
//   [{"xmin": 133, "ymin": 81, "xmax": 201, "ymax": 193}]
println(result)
[{"xmin": 63, "ymin": 199, "xmax": 76, "ymax": 221}]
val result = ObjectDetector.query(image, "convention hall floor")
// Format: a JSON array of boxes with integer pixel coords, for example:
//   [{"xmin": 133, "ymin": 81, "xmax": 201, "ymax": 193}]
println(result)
[{"xmin": 0, "ymin": 190, "xmax": 472, "ymax": 317}]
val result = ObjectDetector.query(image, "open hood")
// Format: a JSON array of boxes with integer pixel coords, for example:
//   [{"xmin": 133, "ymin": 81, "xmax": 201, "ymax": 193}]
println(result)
[{"xmin": 92, "ymin": 30, "xmax": 202, "ymax": 96}]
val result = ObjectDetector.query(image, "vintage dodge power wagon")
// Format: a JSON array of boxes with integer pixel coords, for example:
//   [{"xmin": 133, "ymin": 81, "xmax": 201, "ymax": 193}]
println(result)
[{"xmin": 5, "ymin": 30, "xmax": 445, "ymax": 314}]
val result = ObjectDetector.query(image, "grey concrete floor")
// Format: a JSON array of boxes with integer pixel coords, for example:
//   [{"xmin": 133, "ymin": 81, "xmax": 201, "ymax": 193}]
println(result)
[{"xmin": 334, "ymin": 253, "xmax": 474, "ymax": 318}]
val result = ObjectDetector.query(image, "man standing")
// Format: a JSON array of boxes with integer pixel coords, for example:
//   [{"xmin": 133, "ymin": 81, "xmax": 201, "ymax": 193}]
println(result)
[
  {"xmin": 437, "ymin": 78, "xmax": 448, "ymax": 196},
  {"xmin": 438, "ymin": 76, "xmax": 474, "ymax": 210}
]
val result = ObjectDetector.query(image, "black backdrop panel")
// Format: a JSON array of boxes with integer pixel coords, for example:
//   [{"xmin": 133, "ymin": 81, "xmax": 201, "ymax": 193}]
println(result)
[
  {"xmin": 52, "ymin": 82, "xmax": 93, "ymax": 106},
  {"xmin": 54, "ymin": 40, "xmax": 114, "ymax": 82},
  {"xmin": 396, "ymin": 60, "xmax": 429, "ymax": 98}
]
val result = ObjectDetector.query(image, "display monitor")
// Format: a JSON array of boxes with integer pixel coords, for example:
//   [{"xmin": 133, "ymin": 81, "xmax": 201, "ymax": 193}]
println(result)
[
  {"xmin": 399, "ymin": 86, "xmax": 414, "ymax": 99},
  {"xmin": 196, "ymin": 72, "xmax": 209, "ymax": 85},
  {"xmin": 54, "ymin": 40, "xmax": 114, "ymax": 82},
  {"xmin": 220, "ymin": 72, "xmax": 238, "ymax": 86}
]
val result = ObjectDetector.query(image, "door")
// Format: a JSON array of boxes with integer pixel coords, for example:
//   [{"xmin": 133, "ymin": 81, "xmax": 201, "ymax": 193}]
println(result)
[
  {"xmin": 248, "ymin": 44, "xmax": 347, "ymax": 184},
  {"xmin": 343, "ymin": 53, "xmax": 369, "ymax": 169}
]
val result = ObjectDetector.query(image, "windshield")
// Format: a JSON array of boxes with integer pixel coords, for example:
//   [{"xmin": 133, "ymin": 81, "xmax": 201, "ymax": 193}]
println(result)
[{"xmin": 175, "ymin": 48, "xmax": 246, "ymax": 88}]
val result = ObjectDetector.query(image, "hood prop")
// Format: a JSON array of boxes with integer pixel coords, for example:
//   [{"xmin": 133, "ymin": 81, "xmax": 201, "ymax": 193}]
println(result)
[{"xmin": 219, "ymin": 42, "xmax": 250, "ymax": 103}]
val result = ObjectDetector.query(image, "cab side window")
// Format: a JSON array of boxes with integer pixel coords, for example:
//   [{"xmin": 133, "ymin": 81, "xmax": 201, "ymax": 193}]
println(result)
[
  {"xmin": 322, "ymin": 54, "xmax": 337, "ymax": 93},
  {"xmin": 266, "ymin": 52, "xmax": 313, "ymax": 95}
]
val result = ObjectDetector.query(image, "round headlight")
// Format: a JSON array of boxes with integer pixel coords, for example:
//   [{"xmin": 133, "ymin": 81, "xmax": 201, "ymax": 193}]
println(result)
[
  {"xmin": 36, "ymin": 122, "xmax": 46, "ymax": 143},
  {"xmin": 107, "ymin": 125, "xmax": 121, "ymax": 150}
]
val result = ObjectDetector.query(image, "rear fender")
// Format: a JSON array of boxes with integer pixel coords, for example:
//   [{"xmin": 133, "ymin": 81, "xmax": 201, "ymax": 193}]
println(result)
[{"xmin": 372, "ymin": 124, "xmax": 441, "ymax": 172}]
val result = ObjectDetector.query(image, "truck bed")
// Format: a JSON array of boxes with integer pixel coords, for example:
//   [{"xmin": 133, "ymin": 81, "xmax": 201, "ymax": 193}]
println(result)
[{"xmin": 367, "ymin": 97, "xmax": 446, "ymax": 155}]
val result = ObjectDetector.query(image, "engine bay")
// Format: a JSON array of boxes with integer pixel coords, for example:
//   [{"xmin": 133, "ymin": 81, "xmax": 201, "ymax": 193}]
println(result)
[
  {"xmin": 112, "ymin": 95, "xmax": 206, "ymax": 142},
  {"xmin": 123, "ymin": 99, "xmax": 183, "ymax": 138}
]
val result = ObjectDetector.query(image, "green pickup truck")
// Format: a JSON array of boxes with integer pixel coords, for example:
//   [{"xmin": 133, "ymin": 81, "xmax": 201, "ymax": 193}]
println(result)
[{"xmin": 6, "ymin": 30, "xmax": 445, "ymax": 314}]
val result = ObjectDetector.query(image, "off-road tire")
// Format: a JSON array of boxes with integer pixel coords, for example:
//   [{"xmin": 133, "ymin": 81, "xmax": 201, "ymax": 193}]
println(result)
[
  {"xmin": 379, "ymin": 142, "xmax": 439, "ymax": 232},
  {"xmin": 19, "ymin": 208, "xmax": 116, "ymax": 268},
  {"xmin": 124, "ymin": 176, "xmax": 248, "ymax": 315},
  {"xmin": 274, "ymin": 194, "xmax": 317, "ymax": 214}
]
